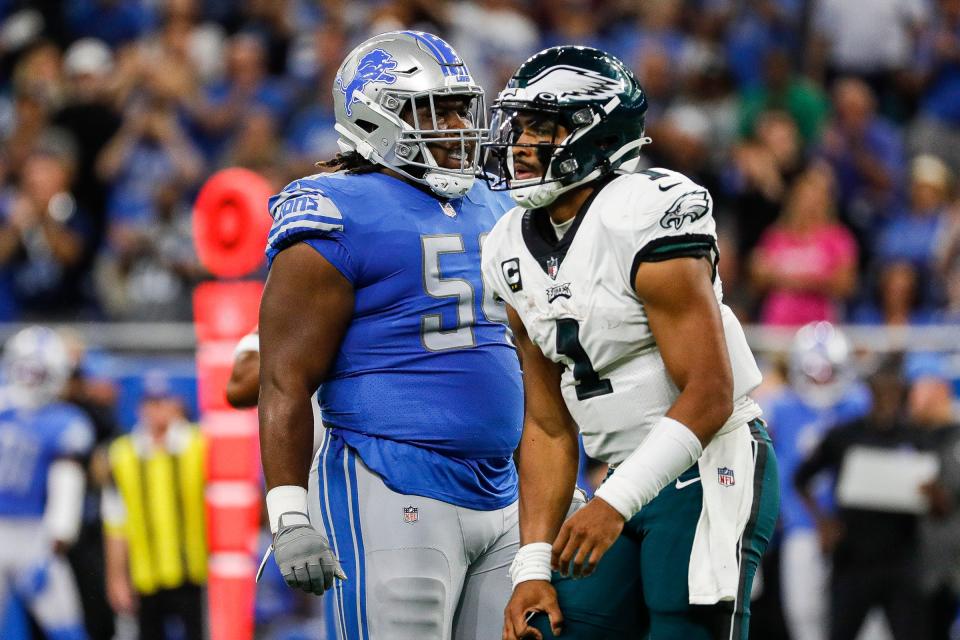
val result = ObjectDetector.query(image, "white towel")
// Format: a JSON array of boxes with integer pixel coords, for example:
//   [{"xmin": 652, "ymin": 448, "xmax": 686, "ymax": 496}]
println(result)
[{"xmin": 687, "ymin": 422, "xmax": 758, "ymax": 605}]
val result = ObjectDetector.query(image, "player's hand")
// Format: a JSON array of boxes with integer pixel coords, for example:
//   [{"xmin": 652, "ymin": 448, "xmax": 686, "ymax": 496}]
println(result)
[
  {"xmin": 503, "ymin": 580, "xmax": 563, "ymax": 640},
  {"xmin": 552, "ymin": 497, "xmax": 624, "ymax": 579},
  {"xmin": 273, "ymin": 512, "xmax": 347, "ymax": 595}
]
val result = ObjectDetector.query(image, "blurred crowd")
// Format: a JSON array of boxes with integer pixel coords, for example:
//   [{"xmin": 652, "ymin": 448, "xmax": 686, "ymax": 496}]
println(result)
[{"xmin": 0, "ymin": 0, "xmax": 959, "ymax": 328}]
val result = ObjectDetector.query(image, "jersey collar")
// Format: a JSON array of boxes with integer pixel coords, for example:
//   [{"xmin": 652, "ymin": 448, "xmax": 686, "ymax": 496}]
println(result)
[{"xmin": 520, "ymin": 176, "xmax": 613, "ymax": 277}]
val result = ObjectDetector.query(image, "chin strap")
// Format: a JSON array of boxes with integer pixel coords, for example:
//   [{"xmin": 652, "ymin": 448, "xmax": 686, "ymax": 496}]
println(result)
[{"xmin": 510, "ymin": 136, "xmax": 653, "ymax": 209}]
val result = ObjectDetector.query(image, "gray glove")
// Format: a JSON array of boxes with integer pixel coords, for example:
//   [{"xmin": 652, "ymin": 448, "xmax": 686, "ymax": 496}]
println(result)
[{"xmin": 271, "ymin": 512, "xmax": 346, "ymax": 595}]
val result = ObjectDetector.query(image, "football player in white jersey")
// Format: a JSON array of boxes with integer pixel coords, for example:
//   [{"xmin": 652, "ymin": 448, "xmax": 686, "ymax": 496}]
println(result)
[{"xmin": 480, "ymin": 46, "xmax": 780, "ymax": 640}]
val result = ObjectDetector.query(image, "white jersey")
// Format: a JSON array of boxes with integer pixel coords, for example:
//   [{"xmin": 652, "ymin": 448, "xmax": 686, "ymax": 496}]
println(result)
[{"xmin": 482, "ymin": 169, "xmax": 762, "ymax": 464}]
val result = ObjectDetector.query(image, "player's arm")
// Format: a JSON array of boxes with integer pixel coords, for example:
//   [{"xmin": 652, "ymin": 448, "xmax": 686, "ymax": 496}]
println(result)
[
  {"xmin": 259, "ymin": 241, "xmax": 352, "ymax": 494},
  {"xmin": 44, "ymin": 454, "xmax": 86, "ymax": 554},
  {"xmin": 636, "ymin": 257, "xmax": 733, "ymax": 440},
  {"xmin": 503, "ymin": 304, "xmax": 576, "ymax": 640},
  {"xmin": 101, "ymin": 479, "xmax": 136, "ymax": 615},
  {"xmin": 259, "ymin": 242, "xmax": 351, "ymax": 594},
  {"xmin": 226, "ymin": 332, "xmax": 260, "ymax": 409},
  {"xmin": 554, "ymin": 256, "xmax": 730, "ymax": 579}
]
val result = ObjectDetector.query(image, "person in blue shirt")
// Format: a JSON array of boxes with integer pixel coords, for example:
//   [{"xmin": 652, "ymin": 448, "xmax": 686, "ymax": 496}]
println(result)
[
  {"xmin": 763, "ymin": 322, "xmax": 871, "ymax": 640},
  {"xmin": 257, "ymin": 32, "xmax": 524, "ymax": 640},
  {"xmin": 0, "ymin": 326, "xmax": 94, "ymax": 640}
]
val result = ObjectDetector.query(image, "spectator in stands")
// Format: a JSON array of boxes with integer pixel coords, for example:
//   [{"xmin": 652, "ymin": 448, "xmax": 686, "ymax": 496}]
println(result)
[
  {"xmin": 94, "ymin": 179, "xmax": 207, "ymax": 321},
  {"xmin": 908, "ymin": 355, "xmax": 960, "ymax": 640},
  {"xmin": 739, "ymin": 47, "xmax": 830, "ymax": 146},
  {"xmin": 875, "ymin": 154, "xmax": 954, "ymax": 306},
  {"xmin": 724, "ymin": 0, "xmax": 801, "ymax": 90},
  {"xmin": 445, "ymin": 0, "xmax": 539, "ymax": 95},
  {"xmin": 877, "ymin": 155, "xmax": 953, "ymax": 269},
  {"xmin": 808, "ymin": 0, "xmax": 928, "ymax": 118},
  {"xmin": 852, "ymin": 261, "xmax": 939, "ymax": 325},
  {"xmin": 633, "ymin": 45, "xmax": 678, "ymax": 128},
  {"xmin": 936, "ymin": 198, "xmax": 960, "ymax": 321},
  {"xmin": 219, "ymin": 108, "xmax": 285, "ymax": 187},
  {"xmin": 795, "ymin": 356, "xmax": 930, "ymax": 640},
  {"xmin": 909, "ymin": 0, "xmax": 960, "ymax": 174},
  {"xmin": 817, "ymin": 78, "xmax": 905, "ymax": 257},
  {"xmin": 102, "ymin": 373, "xmax": 207, "ymax": 640},
  {"xmin": 609, "ymin": 0, "xmax": 691, "ymax": 76},
  {"xmin": 2, "ymin": 42, "xmax": 63, "ymax": 180},
  {"xmin": 0, "ymin": 133, "xmax": 98, "ymax": 320},
  {"xmin": 52, "ymin": 38, "xmax": 122, "ymax": 261},
  {"xmin": 750, "ymin": 164, "xmax": 859, "ymax": 325},
  {"xmin": 282, "ymin": 20, "xmax": 346, "ymax": 169},
  {"xmin": 97, "ymin": 89, "xmax": 203, "ymax": 230},
  {"xmin": 729, "ymin": 110, "xmax": 807, "ymax": 262},
  {"xmin": 191, "ymin": 32, "xmax": 290, "ymax": 159}
]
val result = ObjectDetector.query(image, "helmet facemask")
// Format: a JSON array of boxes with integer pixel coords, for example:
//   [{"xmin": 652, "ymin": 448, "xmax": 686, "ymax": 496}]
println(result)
[
  {"xmin": 336, "ymin": 84, "xmax": 487, "ymax": 199},
  {"xmin": 391, "ymin": 89, "xmax": 487, "ymax": 198},
  {"xmin": 483, "ymin": 99, "xmax": 650, "ymax": 209}
]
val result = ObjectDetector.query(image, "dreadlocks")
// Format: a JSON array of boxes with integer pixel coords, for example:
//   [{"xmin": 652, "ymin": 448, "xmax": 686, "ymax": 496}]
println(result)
[{"xmin": 316, "ymin": 151, "xmax": 379, "ymax": 174}]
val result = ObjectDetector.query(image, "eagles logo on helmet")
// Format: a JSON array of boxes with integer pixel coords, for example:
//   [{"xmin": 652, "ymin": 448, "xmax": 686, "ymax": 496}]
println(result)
[{"xmin": 482, "ymin": 46, "xmax": 651, "ymax": 209}]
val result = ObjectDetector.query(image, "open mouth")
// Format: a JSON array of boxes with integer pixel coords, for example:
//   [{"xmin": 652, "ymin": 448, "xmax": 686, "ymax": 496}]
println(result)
[{"xmin": 513, "ymin": 162, "xmax": 538, "ymax": 181}]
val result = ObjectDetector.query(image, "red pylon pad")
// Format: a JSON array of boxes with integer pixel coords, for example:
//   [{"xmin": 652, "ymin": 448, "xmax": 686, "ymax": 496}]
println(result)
[{"xmin": 193, "ymin": 168, "xmax": 273, "ymax": 278}]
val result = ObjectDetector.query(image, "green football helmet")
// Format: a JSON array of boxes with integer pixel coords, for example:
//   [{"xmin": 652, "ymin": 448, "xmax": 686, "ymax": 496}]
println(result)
[{"xmin": 483, "ymin": 46, "xmax": 650, "ymax": 208}]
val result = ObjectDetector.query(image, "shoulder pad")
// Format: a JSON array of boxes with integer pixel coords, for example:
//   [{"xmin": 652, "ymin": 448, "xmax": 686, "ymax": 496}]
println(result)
[
  {"xmin": 600, "ymin": 170, "xmax": 712, "ymax": 233},
  {"xmin": 266, "ymin": 180, "xmax": 345, "ymax": 264}
]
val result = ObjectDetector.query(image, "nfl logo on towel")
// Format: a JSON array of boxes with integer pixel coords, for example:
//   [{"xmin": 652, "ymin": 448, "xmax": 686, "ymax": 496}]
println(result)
[
  {"xmin": 717, "ymin": 467, "xmax": 735, "ymax": 487},
  {"xmin": 403, "ymin": 506, "xmax": 419, "ymax": 524}
]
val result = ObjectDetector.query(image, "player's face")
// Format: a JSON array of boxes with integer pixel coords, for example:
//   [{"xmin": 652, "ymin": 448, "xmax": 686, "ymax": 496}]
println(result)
[
  {"xmin": 402, "ymin": 95, "xmax": 477, "ymax": 170},
  {"xmin": 510, "ymin": 113, "xmax": 569, "ymax": 181}
]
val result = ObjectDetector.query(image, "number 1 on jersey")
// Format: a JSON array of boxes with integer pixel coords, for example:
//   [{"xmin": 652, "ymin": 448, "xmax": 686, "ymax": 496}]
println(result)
[{"xmin": 555, "ymin": 318, "xmax": 613, "ymax": 400}]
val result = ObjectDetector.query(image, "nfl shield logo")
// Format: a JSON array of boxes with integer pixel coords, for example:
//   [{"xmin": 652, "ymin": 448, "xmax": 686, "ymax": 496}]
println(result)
[
  {"xmin": 440, "ymin": 201, "xmax": 457, "ymax": 218},
  {"xmin": 717, "ymin": 467, "xmax": 735, "ymax": 487},
  {"xmin": 547, "ymin": 255, "xmax": 559, "ymax": 280},
  {"xmin": 403, "ymin": 506, "xmax": 419, "ymax": 524}
]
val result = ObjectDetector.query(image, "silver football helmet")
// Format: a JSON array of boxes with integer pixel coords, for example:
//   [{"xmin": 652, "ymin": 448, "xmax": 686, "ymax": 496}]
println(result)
[
  {"xmin": 788, "ymin": 321, "xmax": 856, "ymax": 408},
  {"xmin": 332, "ymin": 31, "xmax": 485, "ymax": 199},
  {"xmin": 2, "ymin": 326, "xmax": 71, "ymax": 409}
]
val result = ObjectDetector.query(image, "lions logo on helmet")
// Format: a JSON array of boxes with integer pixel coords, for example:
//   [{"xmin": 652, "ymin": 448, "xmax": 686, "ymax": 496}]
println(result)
[
  {"xmin": 336, "ymin": 49, "xmax": 398, "ymax": 117},
  {"xmin": 789, "ymin": 322, "xmax": 856, "ymax": 408},
  {"xmin": 331, "ymin": 31, "xmax": 486, "ymax": 199},
  {"xmin": 2, "ymin": 326, "xmax": 71, "ymax": 409}
]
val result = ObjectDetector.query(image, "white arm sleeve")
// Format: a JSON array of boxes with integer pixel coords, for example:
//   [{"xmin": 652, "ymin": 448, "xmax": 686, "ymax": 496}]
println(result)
[
  {"xmin": 44, "ymin": 459, "xmax": 86, "ymax": 545},
  {"xmin": 593, "ymin": 416, "xmax": 703, "ymax": 520}
]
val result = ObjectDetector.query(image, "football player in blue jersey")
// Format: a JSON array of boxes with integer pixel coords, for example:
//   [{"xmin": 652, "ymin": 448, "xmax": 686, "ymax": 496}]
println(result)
[
  {"xmin": 257, "ymin": 32, "xmax": 524, "ymax": 640},
  {"xmin": 763, "ymin": 322, "xmax": 871, "ymax": 640},
  {"xmin": 0, "ymin": 326, "xmax": 94, "ymax": 640}
]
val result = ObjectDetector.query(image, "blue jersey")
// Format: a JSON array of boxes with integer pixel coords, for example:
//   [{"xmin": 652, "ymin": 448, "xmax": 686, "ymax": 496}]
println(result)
[
  {"xmin": 764, "ymin": 384, "xmax": 871, "ymax": 533},
  {"xmin": 0, "ymin": 401, "xmax": 94, "ymax": 517},
  {"xmin": 266, "ymin": 172, "xmax": 524, "ymax": 510}
]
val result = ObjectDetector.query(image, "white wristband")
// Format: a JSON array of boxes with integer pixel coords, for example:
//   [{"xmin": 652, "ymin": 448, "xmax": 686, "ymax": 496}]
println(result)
[
  {"xmin": 509, "ymin": 542, "xmax": 553, "ymax": 590},
  {"xmin": 266, "ymin": 485, "xmax": 308, "ymax": 533},
  {"xmin": 233, "ymin": 332, "xmax": 259, "ymax": 358},
  {"xmin": 594, "ymin": 416, "xmax": 703, "ymax": 520}
]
